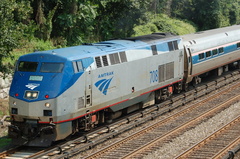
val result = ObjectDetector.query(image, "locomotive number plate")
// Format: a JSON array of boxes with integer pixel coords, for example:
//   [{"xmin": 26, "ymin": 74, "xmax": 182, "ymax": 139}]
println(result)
[{"xmin": 29, "ymin": 75, "xmax": 43, "ymax": 81}]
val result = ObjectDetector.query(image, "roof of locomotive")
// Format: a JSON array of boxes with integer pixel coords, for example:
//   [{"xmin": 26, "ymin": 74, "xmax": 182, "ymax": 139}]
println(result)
[{"xmin": 30, "ymin": 33, "xmax": 179, "ymax": 61}]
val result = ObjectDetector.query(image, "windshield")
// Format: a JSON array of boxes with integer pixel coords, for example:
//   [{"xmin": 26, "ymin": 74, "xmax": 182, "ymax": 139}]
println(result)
[
  {"xmin": 40, "ymin": 63, "xmax": 64, "ymax": 73},
  {"xmin": 18, "ymin": 61, "xmax": 38, "ymax": 72}
]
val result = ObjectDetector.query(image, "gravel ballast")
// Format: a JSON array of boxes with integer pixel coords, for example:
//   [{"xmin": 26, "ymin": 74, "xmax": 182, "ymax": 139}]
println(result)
[{"xmin": 143, "ymin": 102, "xmax": 240, "ymax": 159}]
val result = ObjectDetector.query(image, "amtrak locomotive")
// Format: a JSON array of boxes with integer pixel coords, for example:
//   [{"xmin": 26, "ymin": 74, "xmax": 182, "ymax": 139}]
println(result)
[{"xmin": 9, "ymin": 25, "xmax": 240, "ymax": 146}]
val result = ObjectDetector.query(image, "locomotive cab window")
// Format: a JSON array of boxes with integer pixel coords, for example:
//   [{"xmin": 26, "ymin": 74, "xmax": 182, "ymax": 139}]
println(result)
[
  {"xmin": 18, "ymin": 61, "xmax": 38, "ymax": 72},
  {"xmin": 40, "ymin": 63, "xmax": 64, "ymax": 73}
]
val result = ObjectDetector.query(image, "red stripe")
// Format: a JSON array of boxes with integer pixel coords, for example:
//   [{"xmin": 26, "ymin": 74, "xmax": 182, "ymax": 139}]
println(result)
[{"xmin": 39, "ymin": 79, "xmax": 183, "ymax": 124}]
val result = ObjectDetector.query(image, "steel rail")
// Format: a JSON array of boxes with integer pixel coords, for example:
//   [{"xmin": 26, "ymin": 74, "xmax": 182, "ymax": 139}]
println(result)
[{"xmin": 175, "ymin": 114, "xmax": 240, "ymax": 159}]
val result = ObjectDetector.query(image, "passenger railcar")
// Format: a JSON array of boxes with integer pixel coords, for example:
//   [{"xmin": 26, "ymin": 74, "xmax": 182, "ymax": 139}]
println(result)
[
  {"xmin": 8, "ymin": 25, "xmax": 240, "ymax": 147},
  {"xmin": 182, "ymin": 25, "xmax": 240, "ymax": 85}
]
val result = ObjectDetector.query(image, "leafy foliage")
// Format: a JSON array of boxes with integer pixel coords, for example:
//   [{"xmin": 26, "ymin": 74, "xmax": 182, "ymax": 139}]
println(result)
[
  {"xmin": 171, "ymin": 0, "xmax": 240, "ymax": 30},
  {"xmin": 133, "ymin": 14, "xmax": 196, "ymax": 36},
  {"xmin": 0, "ymin": 0, "xmax": 22, "ymax": 73},
  {"xmin": 1, "ymin": 0, "xmax": 240, "ymax": 74}
]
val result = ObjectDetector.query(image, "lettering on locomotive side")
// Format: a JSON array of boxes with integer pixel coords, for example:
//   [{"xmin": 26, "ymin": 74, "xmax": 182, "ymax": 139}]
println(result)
[
  {"xmin": 98, "ymin": 71, "xmax": 114, "ymax": 78},
  {"xmin": 150, "ymin": 70, "xmax": 158, "ymax": 83}
]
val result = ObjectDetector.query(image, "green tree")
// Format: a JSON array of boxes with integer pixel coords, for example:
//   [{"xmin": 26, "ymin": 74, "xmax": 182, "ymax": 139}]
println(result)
[
  {"xmin": 171, "ymin": 0, "xmax": 240, "ymax": 30},
  {"xmin": 52, "ymin": 0, "xmax": 96, "ymax": 45},
  {"xmin": 34, "ymin": 0, "xmax": 60, "ymax": 41},
  {"xmin": 94, "ymin": 0, "xmax": 149, "ymax": 41},
  {"xmin": 0, "ymin": 0, "xmax": 22, "ymax": 73}
]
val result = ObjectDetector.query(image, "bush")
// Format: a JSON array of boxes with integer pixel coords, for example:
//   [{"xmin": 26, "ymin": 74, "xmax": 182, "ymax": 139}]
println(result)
[{"xmin": 132, "ymin": 13, "xmax": 197, "ymax": 36}]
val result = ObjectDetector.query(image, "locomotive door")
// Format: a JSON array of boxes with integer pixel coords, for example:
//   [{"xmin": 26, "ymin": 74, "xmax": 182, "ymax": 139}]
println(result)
[{"xmin": 85, "ymin": 67, "xmax": 92, "ymax": 107}]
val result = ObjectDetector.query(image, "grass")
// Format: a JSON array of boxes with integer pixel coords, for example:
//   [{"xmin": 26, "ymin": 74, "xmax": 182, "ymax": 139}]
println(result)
[{"xmin": 0, "ymin": 137, "xmax": 11, "ymax": 148}]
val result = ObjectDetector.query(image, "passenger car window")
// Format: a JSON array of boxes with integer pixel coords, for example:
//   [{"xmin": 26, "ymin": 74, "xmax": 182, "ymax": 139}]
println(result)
[
  {"xmin": 212, "ymin": 49, "xmax": 218, "ymax": 55},
  {"xmin": 206, "ymin": 51, "xmax": 212, "ymax": 58},
  {"xmin": 40, "ymin": 63, "xmax": 64, "ymax": 73},
  {"xmin": 198, "ymin": 53, "xmax": 205, "ymax": 60},
  {"xmin": 218, "ymin": 47, "xmax": 224, "ymax": 54},
  {"xmin": 237, "ymin": 43, "xmax": 240, "ymax": 48},
  {"xmin": 18, "ymin": 61, "xmax": 38, "ymax": 72}
]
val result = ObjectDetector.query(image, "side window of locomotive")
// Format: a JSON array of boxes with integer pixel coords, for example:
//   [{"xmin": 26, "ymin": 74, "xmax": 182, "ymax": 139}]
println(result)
[
  {"xmin": 73, "ymin": 60, "xmax": 83, "ymax": 73},
  {"xmin": 77, "ymin": 61, "xmax": 83, "ymax": 71},
  {"xmin": 206, "ymin": 51, "xmax": 212, "ymax": 58},
  {"xmin": 198, "ymin": 53, "xmax": 205, "ymax": 60},
  {"xmin": 18, "ymin": 61, "xmax": 38, "ymax": 72},
  {"xmin": 151, "ymin": 45, "xmax": 158, "ymax": 55},
  {"xmin": 168, "ymin": 40, "xmax": 179, "ymax": 51},
  {"xmin": 40, "ymin": 63, "xmax": 64, "ymax": 73},
  {"xmin": 173, "ymin": 41, "xmax": 179, "ymax": 50},
  {"xmin": 218, "ymin": 47, "xmax": 224, "ymax": 54},
  {"xmin": 212, "ymin": 49, "xmax": 218, "ymax": 56},
  {"xmin": 168, "ymin": 42, "xmax": 174, "ymax": 51}
]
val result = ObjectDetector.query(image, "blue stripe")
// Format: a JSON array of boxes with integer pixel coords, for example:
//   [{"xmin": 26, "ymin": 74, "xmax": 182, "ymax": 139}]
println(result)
[{"xmin": 192, "ymin": 44, "xmax": 238, "ymax": 64}]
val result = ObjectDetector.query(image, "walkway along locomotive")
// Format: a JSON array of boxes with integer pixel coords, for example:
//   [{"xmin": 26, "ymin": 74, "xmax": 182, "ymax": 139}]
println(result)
[{"xmin": 8, "ymin": 25, "xmax": 240, "ymax": 146}]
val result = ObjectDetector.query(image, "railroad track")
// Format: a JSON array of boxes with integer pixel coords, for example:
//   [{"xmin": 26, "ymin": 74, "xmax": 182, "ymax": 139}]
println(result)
[
  {"xmin": 1, "ymin": 70, "xmax": 240, "ymax": 159},
  {"xmin": 175, "ymin": 114, "xmax": 240, "ymax": 159},
  {"xmin": 0, "ymin": 147, "xmax": 45, "ymax": 159},
  {"xmin": 83, "ymin": 86, "xmax": 240, "ymax": 159}
]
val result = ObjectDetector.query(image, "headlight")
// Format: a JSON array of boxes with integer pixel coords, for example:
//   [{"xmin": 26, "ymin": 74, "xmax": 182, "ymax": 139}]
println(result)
[
  {"xmin": 24, "ymin": 91, "xmax": 39, "ymax": 100},
  {"xmin": 45, "ymin": 103, "xmax": 51, "ymax": 108},
  {"xmin": 26, "ymin": 92, "xmax": 32, "ymax": 98},
  {"xmin": 32, "ymin": 92, "xmax": 38, "ymax": 98}
]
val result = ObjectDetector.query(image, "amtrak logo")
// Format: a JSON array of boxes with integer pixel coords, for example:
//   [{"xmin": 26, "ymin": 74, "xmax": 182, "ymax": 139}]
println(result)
[
  {"xmin": 98, "ymin": 71, "xmax": 114, "ymax": 78},
  {"xmin": 95, "ymin": 77, "xmax": 113, "ymax": 95},
  {"xmin": 25, "ymin": 83, "xmax": 40, "ymax": 90}
]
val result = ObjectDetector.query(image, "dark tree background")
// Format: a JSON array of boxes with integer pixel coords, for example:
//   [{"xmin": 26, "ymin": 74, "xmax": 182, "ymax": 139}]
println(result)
[{"xmin": 1, "ymin": 0, "xmax": 240, "ymax": 73}]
